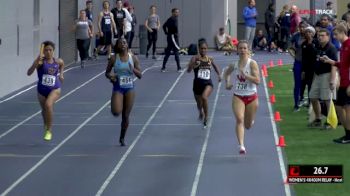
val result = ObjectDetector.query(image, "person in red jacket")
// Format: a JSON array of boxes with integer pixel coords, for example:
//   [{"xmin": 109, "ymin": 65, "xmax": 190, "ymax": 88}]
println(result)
[
  {"xmin": 290, "ymin": 5, "xmax": 301, "ymax": 35},
  {"xmin": 320, "ymin": 25, "xmax": 350, "ymax": 144}
]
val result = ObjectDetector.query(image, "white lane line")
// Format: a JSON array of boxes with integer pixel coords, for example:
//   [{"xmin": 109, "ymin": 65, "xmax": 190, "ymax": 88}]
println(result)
[
  {"xmin": 0, "ymin": 101, "xmax": 111, "ymax": 196},
  {"xmin": 190, "ymin": 70, "xmax": 222, "ymax": 196},
  {"xmin": 95, "ymin": 69, "xmax": 186, "ymax": 196},
  {"xmin": 0, "ymin": 66, "xmax": 77, "ymax": 104},
  {"xmin": 0, "ymin": 65, "xmax": 159, "ymax": 196},
  {"xmin": 0, "ymin": 71, "xmax": 105, "ymax": 140},
  {"xmin": 262, "ymin": 75, "xmax": 291, "ymax": 196}
]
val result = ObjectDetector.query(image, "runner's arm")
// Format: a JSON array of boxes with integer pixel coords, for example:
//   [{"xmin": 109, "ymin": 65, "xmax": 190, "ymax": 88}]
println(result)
[
  {"xmin": 186, "ymin": 56, "xmax": 197, "ymax": 73},
  {"xmin": 105, "ymin": 56, "xmax": 117, "ymax": 82},
  {"xmin": 27, "ymin": 56, "xmax": 43, "ymax": 76},
  {"xmin": 243, "ymin": 60, "xmax": 260, "ymax": 85},
  {"xmin": 57, "ymin": 58, "xmax": 65, "ymax": 83},
  {"xmin": 224, "ymin": 64, "xmax": 234, "ymax": 89},
  {"xmin": 210, "ymin": 57, "xmax": 222, "ymax": 82},
  {"xmin": 211, "ymin": 57, "xmax": 221, "ymax": 75},
  {"xmin": 132, "ymin": 55, "xmax": 142, "ymax": 79}
]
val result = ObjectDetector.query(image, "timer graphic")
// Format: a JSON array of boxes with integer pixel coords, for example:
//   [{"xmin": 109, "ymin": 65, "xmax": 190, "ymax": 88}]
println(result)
[{"xmin": 287, "ymin": 165, "xmax": 343, "ymax": 183}]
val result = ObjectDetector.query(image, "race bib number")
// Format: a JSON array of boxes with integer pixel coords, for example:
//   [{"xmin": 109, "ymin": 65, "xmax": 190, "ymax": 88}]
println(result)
[
  {"xmin": 236, "ymin": 83, "xmax": 247, "ymax": 90},
  {"xmin": 119, "ymin": 76, "xmax": 133, "ymax": 88},
  {"xmin": 42, "ymin": 74, "xmax": 56, "ymax": 87},
  {"xmin": 105, "ymin": 18, "xmax": 111, "ymax": 25},
  {"xmin": 198, "ymin": 69, "xmax": 210, "ymax": 80}
]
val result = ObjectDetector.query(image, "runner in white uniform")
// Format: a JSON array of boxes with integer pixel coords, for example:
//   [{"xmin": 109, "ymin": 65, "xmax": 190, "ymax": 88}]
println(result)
[{"xmin": 224, "ymin": 40, "xmax": 260, "ymax": 154}]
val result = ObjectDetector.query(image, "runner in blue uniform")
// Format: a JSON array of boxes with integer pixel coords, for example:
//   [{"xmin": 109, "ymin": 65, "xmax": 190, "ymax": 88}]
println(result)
[{"xmin": 105, "ymin": 38, "xmax": 142, "ymax": 146}]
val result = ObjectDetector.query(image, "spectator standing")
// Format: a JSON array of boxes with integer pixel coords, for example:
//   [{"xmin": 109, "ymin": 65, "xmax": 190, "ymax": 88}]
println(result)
[
  {"xmin": 243, "ymin": 0, "xmax": 257, "ymax": 52},
  {"xmin": 277, "ymin": 5, "xmax": 291, "ymax": 52},
  {"xmin": 321, "ymin": 25, "xmax": 350, "ymax": 144},
  {"xmin": 128, "ymin": 5, "xmax": 137, "ymax": 49},
  {"xmin": 319, "ymin": 14, "xmax": 340, "ymax": 50},
  {"xmin": 290, "ymin": 5, "xmax": 301, "ymax": 35},
  {"xmin": 341, "ymin": 3, "xmax": 350, "ymax": 21},
  {"xmin": 308, "ymin": 29, "xmax": 338, "ymax": 129},
  {"xmin": 264, "ymin": 3, "xmax": 275, "ymax": 52},
  {"xmin": 145, "ymin": 5, "xmax": 160, "ymax": 59},
  {"xmin": 161, "ymin": 8, "xmax": 181, "ymax": 72}
]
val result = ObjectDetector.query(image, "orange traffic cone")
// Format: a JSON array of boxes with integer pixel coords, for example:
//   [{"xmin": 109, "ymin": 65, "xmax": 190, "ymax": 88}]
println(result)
[
  {"xmin": 262, "ymin": 69, "xmax": 268, "ymax": 77},
  {"xmin": 262, "ymin": 64, "xmax": 268, "ymax": 77},
  {"xmin": 268, "ymin": 80, "xmax": 274, "ymax": 88},
  {"xmin": 277, "ymin": 135, "xmax": 286, "ymax": 147},
  {"xmin": 269, "ymin": 60, "xmax": 274, "ymax": 67},
  {"xmin": 278, "ymin": 59, "xmax": 283, "ymax": 66},
  {"xmin": 270, "ymin": 94, "xmax": 276, "ymax": 104},
  {"xmin": 274, "ymin": 111, "xmax": 282, "ymax": 121}
]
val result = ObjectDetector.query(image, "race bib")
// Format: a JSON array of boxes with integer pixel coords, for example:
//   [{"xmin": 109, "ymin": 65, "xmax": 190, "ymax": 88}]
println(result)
[
  {"xmin": 198, "ymin": 69, "xmax": 210, "ymax": 80},
  {"xmin": 236, "ymin": 82, "xmax": 248, "ymax": 90},
  {"xmin": 119, "ymin": 76, "xmax": 133, "ymax": 88},
  {"xmin": 42, "ymin": 74, "xmax": 56, "ymax": 87},
  {"xmin": 105, "ymin": 18, "xmax": 111, "ymax": 25}
]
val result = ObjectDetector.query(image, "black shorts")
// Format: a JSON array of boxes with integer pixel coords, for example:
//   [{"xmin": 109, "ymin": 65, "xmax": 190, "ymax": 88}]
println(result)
[
  {"xmin": 193, "ymin": 79, "xmax": 213, "ymax": 95},
  {"xmin": 100, "ymin": 31, "xmax": 112, "ymax": 46},
  {"xmin": 335, "ymin": 87, "xmax": 350, "ymax": 106}
]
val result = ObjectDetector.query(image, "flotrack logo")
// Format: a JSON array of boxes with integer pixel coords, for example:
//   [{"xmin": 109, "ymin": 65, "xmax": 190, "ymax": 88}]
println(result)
[{"xmin": 299, "ymin": 9, "xmax": 334, "ymax": 15}]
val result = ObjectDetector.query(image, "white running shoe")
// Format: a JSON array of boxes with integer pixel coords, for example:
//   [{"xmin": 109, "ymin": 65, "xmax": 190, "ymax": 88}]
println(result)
[{"xmin": 239, "ymin": 145, "xmax": 246, "ymax": 155}]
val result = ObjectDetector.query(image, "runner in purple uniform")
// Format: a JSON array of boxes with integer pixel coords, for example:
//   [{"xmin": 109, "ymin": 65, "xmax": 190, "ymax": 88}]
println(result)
[{"xmin": 27, "ymin": 41, "xmax": 64, "ymax": 141}]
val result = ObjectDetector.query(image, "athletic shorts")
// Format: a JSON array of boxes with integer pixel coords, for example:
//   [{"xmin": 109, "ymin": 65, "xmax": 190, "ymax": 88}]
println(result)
[
  {"xmin": 113, "ymin": 82, "xmax": 133, "ymax": 95},
  {"xmin": 309, "ymin": 73, "xmax": 336, "ymax": 100},
  {"xmin": 335, "ymin": 87, "xmax": 350, "ymax": 106},
  {"xmin": 37, "ymin": 85, "xmax": 59, "ymax": 98},
  {"xmin": 193, "ymin": 79, "xmax": 213, "ymax": 95},
  {"xmin": 100, "ymin": 31, "xmax": 112, "ymax": 46},
  {"xmin": 234, "ymin": 93, "xmax": 258, "ymax": 105}
]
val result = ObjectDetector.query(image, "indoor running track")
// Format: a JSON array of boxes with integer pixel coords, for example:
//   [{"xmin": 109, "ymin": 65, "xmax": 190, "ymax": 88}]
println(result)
[{"xmin": 0, "ymin": 52, "xmax": 293, "ymax": 196}]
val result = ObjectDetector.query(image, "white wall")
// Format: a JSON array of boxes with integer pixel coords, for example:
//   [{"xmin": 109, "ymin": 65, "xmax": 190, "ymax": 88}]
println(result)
[{"xmin": 0, "ymin": 0, "xmax": 58, "ymax": 98}]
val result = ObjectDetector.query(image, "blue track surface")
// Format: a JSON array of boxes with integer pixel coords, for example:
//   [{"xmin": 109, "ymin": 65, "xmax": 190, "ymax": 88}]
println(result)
[{"xmin": 0, "ymin": 52, "xmax": 294, "ymax": 196}]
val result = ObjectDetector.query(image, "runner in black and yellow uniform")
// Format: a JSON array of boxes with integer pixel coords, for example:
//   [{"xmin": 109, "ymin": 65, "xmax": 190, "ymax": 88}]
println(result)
[{"xmin": 187, "ymin": 38, "xmax": 221, "ymax": 128}]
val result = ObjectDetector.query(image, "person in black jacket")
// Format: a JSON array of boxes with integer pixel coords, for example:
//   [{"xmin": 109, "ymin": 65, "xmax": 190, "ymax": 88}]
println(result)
[
  {"xmin": 264, "ymin": 3, "xmax": 275, "ymax": 52},
  {"xmin": 161, "ymin": 8, "xmax": 181, "ymax": 72},
  {"xmin": 301, "ymin": 26, "xmax": 317, "ymax": 107},
  {"xmin": 277, "ymin": 5, "xmax": 291, "ymax": 52}
]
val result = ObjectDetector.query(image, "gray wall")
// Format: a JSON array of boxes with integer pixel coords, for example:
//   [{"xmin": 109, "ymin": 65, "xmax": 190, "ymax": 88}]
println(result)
[
  {"xmin": 0, "ymin": 0, "xmax": 59, "ymax": 98},
  {"xmin": 90, "ymin": 0, "xmax": 235, "ymax": 48}
]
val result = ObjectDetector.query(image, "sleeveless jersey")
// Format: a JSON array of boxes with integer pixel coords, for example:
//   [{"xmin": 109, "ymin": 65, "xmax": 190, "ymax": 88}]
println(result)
[
  {"xmin": 193, "ymin": 56, "xmax": 212, "ymax": 81},
  {"xmin": 101, "ymin": 12, "xmax": 112, "ymax": 32},
  {"xmin": 114, "ymin": 53, "xmax": 134, "ymax": 88},
  {"xmin": 37, "ymin": 59, "xmax": 61, "ymax": 89},
  {"xmin": 232, "ymin": 58, "xmax": 257, "ymax": 96}
]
